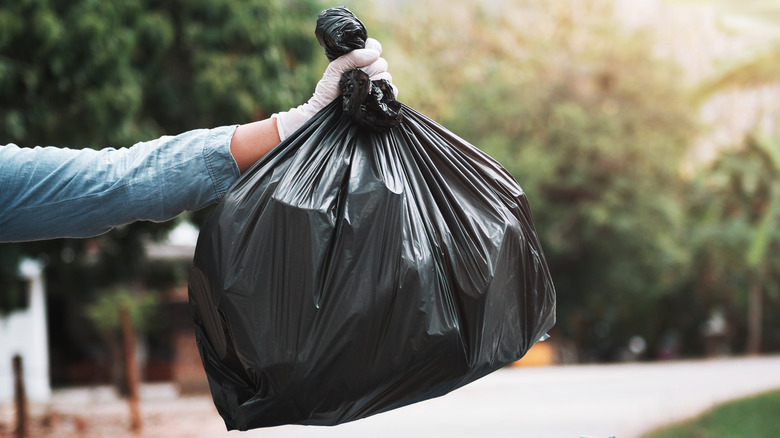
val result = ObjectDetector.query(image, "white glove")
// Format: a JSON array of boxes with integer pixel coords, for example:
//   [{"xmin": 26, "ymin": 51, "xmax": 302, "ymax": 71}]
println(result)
[{"xmin": 273, "ymin": 38, "xmax": 397, "ymax": 140}]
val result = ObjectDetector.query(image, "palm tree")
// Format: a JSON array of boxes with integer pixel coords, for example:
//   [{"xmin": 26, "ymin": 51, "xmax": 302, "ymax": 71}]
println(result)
[
  {"xmin": 692, "ymin": 12, "xmax": 780, "ymax": 352},
  {"xmin": 693, "ymin": 44, "xmax": 780, "ymax": 104}
]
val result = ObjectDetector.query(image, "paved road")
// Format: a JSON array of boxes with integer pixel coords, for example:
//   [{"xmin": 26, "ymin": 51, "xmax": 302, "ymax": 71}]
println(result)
[
  {"xmin": 225, "ymin": 356, "xmax": 780, "ymax": 438},
  {"xmin": 12, "ymin": 356, "xmax": 780, "ymax": 438}
]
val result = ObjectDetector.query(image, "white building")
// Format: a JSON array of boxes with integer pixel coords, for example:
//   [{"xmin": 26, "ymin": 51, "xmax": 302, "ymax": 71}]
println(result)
[{"xmin": 0, "ymin": 259, "xmax": 51, "ymax": 402}]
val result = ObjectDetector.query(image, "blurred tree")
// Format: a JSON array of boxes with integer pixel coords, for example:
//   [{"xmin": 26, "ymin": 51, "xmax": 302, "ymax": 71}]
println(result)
[
  {"xmin": 0, "ymin": 0, "xmax": 323, "ymax": 148},
  {"xmin": 0, "ymin": 0, "xmax": 325, "ymax": 377},
  {"xmin": 686, "ymin": 135, "xmax": 780, "ymax": 354},
  {"xmin": 375, "ymin": 0, "xmax": 699, "ymax": 361},
  {"xmin": 687, "ymin": 26, "xmax": 780, "ymax": 354},
  {"xmin": 86, "ymin": 286, "xmax": 158, "ymax": 394},
  {"xmin": 693, "ymin": 44, "xmax": 780, "ymax": 104}
]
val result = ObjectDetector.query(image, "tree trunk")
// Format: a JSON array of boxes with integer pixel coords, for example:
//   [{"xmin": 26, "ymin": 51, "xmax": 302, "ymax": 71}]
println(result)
[
  {"xmin": 120, "ymin": 308, "xmax": 143, "ymax": 434},
  {"xmin": 746, "ymin": 276, "xmax": 762, "ymax": 355},
  {"xmin": 13, "ymin": 355, "xmax": 28, "ymax": 438}
]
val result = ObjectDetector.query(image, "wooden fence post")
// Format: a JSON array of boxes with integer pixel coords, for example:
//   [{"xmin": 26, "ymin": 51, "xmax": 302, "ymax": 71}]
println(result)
[
  {"xmin": 13, "ymin": 355, "xmax": 29, "ymax": 438},
  {"xmin": 120, "ymin": 307, "xmax": 142, "ymax": 434}
]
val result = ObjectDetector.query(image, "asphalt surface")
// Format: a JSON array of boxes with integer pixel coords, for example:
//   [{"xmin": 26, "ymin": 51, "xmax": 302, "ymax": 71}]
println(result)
[
  {"xmin": 9, "ymin": 356, "xmax": 780, "ymax": 438},
  {"xmin": 224, "ymin": 355, "xmax": 780, "ymax": 438}
]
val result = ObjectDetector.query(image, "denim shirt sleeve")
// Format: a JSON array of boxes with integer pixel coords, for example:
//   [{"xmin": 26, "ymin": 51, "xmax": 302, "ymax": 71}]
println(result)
[{"xmin": 0, "ymin": 125, "xmax": 240, "ymax": 242}]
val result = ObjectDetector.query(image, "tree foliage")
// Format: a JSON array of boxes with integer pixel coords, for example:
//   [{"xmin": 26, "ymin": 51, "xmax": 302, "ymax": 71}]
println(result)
[
  {"xmin": 692, "ymin": 44, "xmax": 780, "ymax": 105},
  {"xmin": 683, "ymin": 0, "xmax": 780, "ymax": 353},
  {"xmin": 683, "ymin": 135, "xmax": 780, "ymax": 353},
  {"xmin": 0, "ymin": 0, "xmax": 324, "ymax": 148},
  {"xmin": 86, "ymin": 286, "xmax": 159, "ymax": 335}
]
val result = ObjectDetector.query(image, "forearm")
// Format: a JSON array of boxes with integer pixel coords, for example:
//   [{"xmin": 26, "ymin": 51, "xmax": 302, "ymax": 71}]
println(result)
[
  {"xmin": 0, "ymin": 126, "xmax": 239, "ymax": 242},
  {"xmin": 230, "ymin": 118, "xmax": 281, "ymax": 174}
]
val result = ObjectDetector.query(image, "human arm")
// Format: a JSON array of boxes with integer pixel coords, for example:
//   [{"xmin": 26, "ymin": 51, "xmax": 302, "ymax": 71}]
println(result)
[
  {"xmin": 230, "ymin": 118, "xmax": 281, "ymax": 174},
  {"xmin": 0, "ymin": 127, "xmax": 239, "ymax": 242},
  {"xmin": 0, "ymin": 39, "xmax": 393, "ymax": 242}
]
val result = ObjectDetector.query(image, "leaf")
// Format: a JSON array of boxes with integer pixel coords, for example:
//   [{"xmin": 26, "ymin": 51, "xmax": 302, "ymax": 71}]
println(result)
[
  {"xmin": 693, "ymin": 44, "xmax": 780, "ymax": 104},
  {"xmin": 747, "ymin": 183, "xmax": 780, "ymax": 269}
]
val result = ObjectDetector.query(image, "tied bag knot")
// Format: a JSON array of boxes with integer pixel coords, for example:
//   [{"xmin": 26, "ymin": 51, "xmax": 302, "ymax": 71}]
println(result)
[
  {"xmin": 316, "ymin": 7, "xmax": 402, "ymax": 131},
  {"xmin": 339, "ymin": 69, "xmax": 402, "ymax": 131}
]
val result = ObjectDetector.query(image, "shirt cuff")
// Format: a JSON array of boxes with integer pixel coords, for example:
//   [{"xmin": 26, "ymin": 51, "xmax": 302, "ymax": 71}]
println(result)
[{"xmin": 203, "ymin": 125, "xmax": 241, "ymax": 201}]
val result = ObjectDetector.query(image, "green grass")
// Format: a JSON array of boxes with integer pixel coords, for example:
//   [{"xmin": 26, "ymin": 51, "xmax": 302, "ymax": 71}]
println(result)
[{"xmin": 642, "ymin": 389, "xmax": 780, "ymax": 438}]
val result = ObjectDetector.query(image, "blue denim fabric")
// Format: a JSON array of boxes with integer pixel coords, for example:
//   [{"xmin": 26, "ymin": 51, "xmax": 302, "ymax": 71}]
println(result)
[{"xmin": 0, "ymin": 126, "xmax": 239, "ymax": 242}]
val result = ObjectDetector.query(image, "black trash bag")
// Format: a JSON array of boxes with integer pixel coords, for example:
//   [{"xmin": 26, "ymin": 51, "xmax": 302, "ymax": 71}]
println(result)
[{"xmin": 188, "ymin": 6, "xmax": 556, "ymax": 431}]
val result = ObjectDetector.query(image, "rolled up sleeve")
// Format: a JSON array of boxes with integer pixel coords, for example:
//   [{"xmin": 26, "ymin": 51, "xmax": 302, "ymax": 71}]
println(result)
[{"xmin": 0, "ymin": 125, "xmax": 240, "ymax": 242}]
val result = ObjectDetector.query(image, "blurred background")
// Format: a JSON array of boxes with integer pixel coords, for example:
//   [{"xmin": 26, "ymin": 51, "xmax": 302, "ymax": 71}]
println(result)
[{"xmin": 1, "ymin": 0, "xmax": 779, "ymax": 436}]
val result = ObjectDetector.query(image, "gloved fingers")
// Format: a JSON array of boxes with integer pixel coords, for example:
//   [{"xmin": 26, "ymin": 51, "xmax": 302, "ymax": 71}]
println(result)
[
  {"xmin": 364, "ymin": 38, "xmax": 382, "ymax": 54},
  {"xmin": 361, "ymin": 56, "xmax": 389, "ymax": 79},
  {"xmin": 327, "ymin": 48, "xmax": 380, "ymax": 76}
]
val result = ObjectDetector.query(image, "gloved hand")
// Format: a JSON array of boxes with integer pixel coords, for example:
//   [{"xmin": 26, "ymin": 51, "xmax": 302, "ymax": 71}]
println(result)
[{"xmin": 273, "ymin": 38, "xmax": 397, "ymax": 140}]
